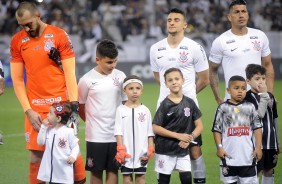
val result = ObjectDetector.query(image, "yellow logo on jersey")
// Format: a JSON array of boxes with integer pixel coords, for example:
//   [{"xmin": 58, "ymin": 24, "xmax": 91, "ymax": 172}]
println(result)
[{"xmin": 234, "ymin": 107, "xmax": 240, "ymax": 113}]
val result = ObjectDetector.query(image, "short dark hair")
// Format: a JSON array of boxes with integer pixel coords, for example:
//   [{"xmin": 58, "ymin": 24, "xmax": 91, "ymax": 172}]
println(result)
[
  {"xmin": 229, "ymin": 0, "xmax": 247, "ymax": 10},
  {"xmin": 96, "ymin": 39, "xmax": 118, "ymax": 59},
  {"xmin": 168, "ymin": 8, "xmax": 187, "ymax": 21},
  {"xmin": 228, "ymin": 75, "xmax": 245, "ymax": 87},
  {"xmin": 16, "ymin": 1, "xmax": 39, "ymax": 17},
  {"xmin": 245, "ymin": 64, "xmax": 266, "ymax": 80},
  {"xmin": 164, "ymin": 67, "xmax": 183, "ymax": 81}
]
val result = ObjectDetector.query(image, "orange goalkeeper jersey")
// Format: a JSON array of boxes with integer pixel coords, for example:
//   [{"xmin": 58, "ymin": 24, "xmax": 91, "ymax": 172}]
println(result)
[{"xmin": 10, "ymin": 24, "xmax": 75, "ymax": 113}]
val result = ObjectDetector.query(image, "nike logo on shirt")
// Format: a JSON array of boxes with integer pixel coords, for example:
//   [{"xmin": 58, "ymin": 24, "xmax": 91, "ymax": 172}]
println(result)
[
  {"xmin": 167, "ymin": 112, "xmax": 173, "ymax": 116},
  {"xmin": 231, "ymin": 48, "xmax": 238, "ymax": 52},
  {"xmin": 157, "ymin": 56, "xmax": 164, "ymax": 59}
]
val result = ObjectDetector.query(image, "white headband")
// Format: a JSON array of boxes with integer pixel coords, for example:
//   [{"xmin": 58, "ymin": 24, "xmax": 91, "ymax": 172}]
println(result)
[{"xmin": 123, "ymin": 79, "xmax": 143, "ymax": 89}]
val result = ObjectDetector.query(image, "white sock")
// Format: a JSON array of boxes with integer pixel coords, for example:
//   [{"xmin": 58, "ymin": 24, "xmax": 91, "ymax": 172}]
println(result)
[
  {"xmin": 262, "ymin": 175, "xmax": 274, "ymax": 184},
  {"xmin": 191, "ymin": 155, "xmax": 206, "ymax": 184}
]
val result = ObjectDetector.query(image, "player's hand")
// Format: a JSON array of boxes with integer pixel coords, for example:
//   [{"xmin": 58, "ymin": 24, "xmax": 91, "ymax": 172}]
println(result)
[
  {"xmin": 257, "ymin": 82, "xmax": 267, "ymax": 93},
  {"xmin": 48, "ymin": 47, "xmax": 63, "ymax": 71},
  {"xmin": 67, "ymin": 156, "xmax": 75, "ymax": 164},
  {"xmin": 115, "ymin": 144, "xmax": 131, "ymax": 164},
  {"xmin": 0, "ymin": 78, "xmax": 5, "ymax": 96},
  {"xmin": 68, "ymin": 101, "xmax": 79, "ymax": 136},
  {"xmin": 42, "ymin": 118, "xmax": 50, "ymax": 126},
  {"xmin": 177, "ymin": 133, "xmax": 191, "ymax": 142},
  {"xmin": 178, "ymin": 141, "xmax": 189, "ymax": 149},
  {"xmin": 25, "ymin": 109, "xmax": 42, "ymax": 131},
  {"xmin": 253, "ymin": 148, "xmax": 262, "ymax": 161},
  {"xmin": 216, "ymin": 148, "xmax": 230, "ymax": 159}
]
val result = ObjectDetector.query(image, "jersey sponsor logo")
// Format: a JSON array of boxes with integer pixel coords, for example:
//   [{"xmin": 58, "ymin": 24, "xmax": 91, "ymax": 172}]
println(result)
[
  {"xmin": 178, "ymin": 51, "xmax": 189, "ymax": 63},
  {"xmin": 158, "ymin": 47, "xmax": 166, "ymax": 51},
  {"xmin": 227, "ymin": 126, "xmax": 250, "ymax": 137},
  {"xmin": 226, "ymin": 39, "xmax": 235, "ymax": 44},
  {"xmin": 112, "ymin": 77, "xmax": 121, "ymax": 86},
  {"xmin": 250, "ymin": 36, "xmax": 258, "ymax": 39},
  {"xmin": 44, "ymin": 34, "xmax": 54, "ymax": 38},
  {"xmin": 169, "ymin": 58, "xmax": 176, "ymax": 61},
  {"xmin": 22, "ymin": 37, "xmax": 30, "ymax": 43},
  {"xmin": 180, "ymin": 46, "xmax": 188, "ymax": 50},
  {"xmin": 230, "ymin": 48, "xmax": 238, "ymax": 52},
  {"xmin": 138, "ymin": 112, "xmax": 146, "ymax": 122},
  {"xmin": 158, "ymin": 159, "xmax": 164, "ymax": 168},
  {"xmin": 32, "ymin": 97, "xmax": 62, "ymax": 106},
  {"xmin": 243, "ymin": 49, "xmax": 250, "ymax": 52},
  {"xmin": 44, "ymin": 39, "xmax": 55, "ymax": 52},
  {"xmin": 87, "ymin": 157, "xmax": 94, "ymax": 168},
  {"xmin": 184, "ymin": 107, "xmax": 190, "ymax": 117},
  {"xmin": 157, "ymin": 56, "xmax": 164, "ymax": 59},
  {"xmin": 252, "ymin": 40, "xmax": 261, "ymax": 51},
  {"xmin": 58, "ymin": 137, "xmax": 67, "ymax": 148}
]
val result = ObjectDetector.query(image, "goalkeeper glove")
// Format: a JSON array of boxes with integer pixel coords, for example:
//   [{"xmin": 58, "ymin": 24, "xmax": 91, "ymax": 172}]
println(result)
[
  {"xmin": 140, "ymin": 146, "xmax": 155, "ymax": 166},
  {"xmin": 48, "ymin": 47, "xmax": 63, "ymax": 71},
  {"xmin": 68, "ymin": 101, "xmax": 79, "ymax": 135},
  {"xmin": 115, "ymin": 144, "xmax": 131, "ymax": 164}
]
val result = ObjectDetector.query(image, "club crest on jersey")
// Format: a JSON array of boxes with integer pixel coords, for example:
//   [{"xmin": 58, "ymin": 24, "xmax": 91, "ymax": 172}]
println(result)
[
  {"xmin": 44, "ymin": 34, "xmax": 54, "ymax": 38},
  {"xmin": 44, "ymin": 39, "xmax": 55, "ymax": 52},
  {"xmin": 58, "ymin": 138, "xmax": 67, "ymax": 148},
  {"xmin": 158, "ymin": 160, "xmax": 164, "ymax": 168},
  {"xmin": 112, "ymin": 77, "xmax": 120, "ymax": 86},
  {"xmin": 184, "ymin": 107, "xmax": 190, "ymax": 117},
  {"xmin": 252, "ymin": 40, "xmax": 261, "ymax": 51},
  {"xmin": 178, "ymin": 51, "xmax": 189, "ymax": 63},
  {"xmin": 268, "ymin": 98, "xmax": 274, "ymax": 109},
  {"xmin": 234, "ymin": 107, "xmax": 240, "ymax": 113},
  {"xmin": 21, "ymin": 37, "xmax": 30, "ymax": 43},
  {"xmin": 138, "ymin": 112, "xmax": 146, "ymax": 122},
  {"xmin": 87, "ymin": 157, "xmax": 94, "ymax": 168}
]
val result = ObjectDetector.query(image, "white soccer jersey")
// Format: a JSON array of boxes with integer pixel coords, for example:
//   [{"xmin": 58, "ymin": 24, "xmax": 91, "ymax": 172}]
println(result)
[
  {"xmin": 212, "ymin": 100, "xmax": 262, "ymax": 166},
  {"xmin": 209, "ymin": 27, "xmax": 271, "ymax": 100},
  {"xmin": 38, "ymin": 126, "xmax": 79, "ymax": 183},
  {"xmin": 78, "ymin": 68, "xmax": 127, "ymax": 142},
  {"xmin": 150, "ymin": 37, "xmax": 209, "ymax": 108},
  {"xmin": 114, "ymin": 104, "xmax": 154, "ymax": 168}
]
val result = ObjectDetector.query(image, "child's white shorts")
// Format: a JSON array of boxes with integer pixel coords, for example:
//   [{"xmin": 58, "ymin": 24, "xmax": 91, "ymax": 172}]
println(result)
[{"xmin": 155, "ymin": 154, "xmax": 191, "ymax": 174}]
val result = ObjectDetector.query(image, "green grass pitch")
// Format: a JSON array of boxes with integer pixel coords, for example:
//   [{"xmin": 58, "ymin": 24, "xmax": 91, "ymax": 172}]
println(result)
[{"xmin": 0, "ymin": 81, "xmax": 281, "ymax": 183}]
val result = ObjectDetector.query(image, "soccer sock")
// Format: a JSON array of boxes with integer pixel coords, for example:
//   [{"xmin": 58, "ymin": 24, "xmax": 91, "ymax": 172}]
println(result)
[
  {"xmin": 158, "ymin": 173, "xmax": 171, "ymax": 184},
  {"xmin": 29, "ymin": 162, "xmax": 44, "ymax": 184},
  {"xmin": 74, "ymin": 154, "xmax": 86, "ymax": 184},
  {"xmin": 191, "ymin": 155, "xmax": 206, "ymax": 184},
  {"xmin": 262, "ymin": 175, "xmax": 274, "ymax": 184},
  {"xmin": 179, "ymin": 172, "xmax": 192, "ymax": 184}
]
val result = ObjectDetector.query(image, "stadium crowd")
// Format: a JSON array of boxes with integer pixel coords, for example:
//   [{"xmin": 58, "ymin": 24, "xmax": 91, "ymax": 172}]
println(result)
[{"xmin": 1, "ymin": 0, "xmax": 282, "ymax": 42}]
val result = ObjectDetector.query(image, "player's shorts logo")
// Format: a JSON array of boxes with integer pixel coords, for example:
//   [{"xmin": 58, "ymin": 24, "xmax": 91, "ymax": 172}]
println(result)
[
  {"xmin": 158, "ymin": 159, "xmax": 164, "ymax": 169},
  {"xmin": 25, "ymin": 132, "xmax": 30, "ymax": 143},
  {"xmin": 87, "ymin": 157, "xmax": 94, "ymax": 168}
]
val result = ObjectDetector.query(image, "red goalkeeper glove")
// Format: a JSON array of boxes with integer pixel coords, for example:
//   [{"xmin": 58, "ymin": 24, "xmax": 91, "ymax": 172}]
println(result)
[{"xmin": 115, "ymin": 144, "xmax": 131, "ymax": 164}]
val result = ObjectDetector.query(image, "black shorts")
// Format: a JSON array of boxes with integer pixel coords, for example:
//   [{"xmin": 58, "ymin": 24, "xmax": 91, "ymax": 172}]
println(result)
[
  {"xmin": 189, "ymin": 134, "xmax": 202, "ymax": 147},
  {"xmin": 121, "ymin": 166, "xmax": 146, "ymax": 175},
  {"xmin": 257, "ymin": 149, "xmax": 278, "ymax": 172},
  {"xmin": 85, "ymin": 142, "xmax": 118, "ymax": 172},
  {"xmin": 222, "ymin": 165, "xmax": 257, "ymax": 178}
]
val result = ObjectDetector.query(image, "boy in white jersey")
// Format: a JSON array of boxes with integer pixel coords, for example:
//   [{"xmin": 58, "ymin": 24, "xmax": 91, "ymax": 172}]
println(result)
[
  {"xmin": 212, "ymin": 75, "xmax": 262, "ymax": 184},
  {"xmin": 209, "ymin": 0, "xmax": 274, "ymax": 104},
  {"xmin": 153, "ymin": 68, "xmax": 204, "ymax": 184},
  {"xmin": 78, "ymin": 39, "xmax": 127, "ymax": 184},
  {"xmin": 150, "ymin": 8, "xmax": 209, "ymax": 184},
  {"xmin": 114, "ymin": 75, "xmax": 155, "ymax": 184},
  {"xmin": 245, "ymin": 64, "xmax": 280, "ymax": 184},
  {"xmin": 37, "ymin": 101, "xmax": 80, "ymax": 183}
]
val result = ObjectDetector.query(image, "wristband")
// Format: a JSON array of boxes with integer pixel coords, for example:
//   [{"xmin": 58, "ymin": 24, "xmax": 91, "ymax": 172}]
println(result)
[{"xmin": 216, "ymin": 144, "xmax": 223, "ymax": 149}]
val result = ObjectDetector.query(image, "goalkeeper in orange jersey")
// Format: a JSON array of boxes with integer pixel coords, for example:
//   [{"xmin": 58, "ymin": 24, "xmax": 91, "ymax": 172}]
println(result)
[{"xmin": 10, "ymin": 2, "xmax": 86, "ymax": 183}]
